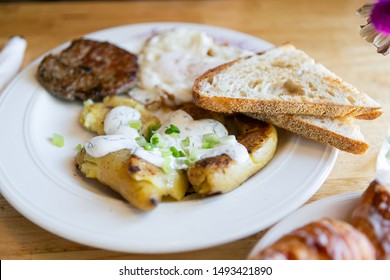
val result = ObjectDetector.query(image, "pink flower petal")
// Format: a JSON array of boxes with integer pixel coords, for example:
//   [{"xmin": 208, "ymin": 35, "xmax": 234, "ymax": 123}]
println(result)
[{"xmin": 371, "ymin": 0, "xmax": 390, "ymax": 34}]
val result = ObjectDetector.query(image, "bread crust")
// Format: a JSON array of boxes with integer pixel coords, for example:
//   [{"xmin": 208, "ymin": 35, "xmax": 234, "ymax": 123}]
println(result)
[
  {"xmin": 192, "ymin": 46, "xmax": 382, "ymax": 120},
  {"xmin": 194, "ymin": 92, "xmax": 381, "ymax": 120},
  {"xmin": 247, "ymin": 113, "xmax": 369, "ymax": 154}
]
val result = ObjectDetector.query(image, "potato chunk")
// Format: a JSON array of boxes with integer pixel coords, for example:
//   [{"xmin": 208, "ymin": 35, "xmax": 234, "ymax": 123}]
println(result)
[
  {"xmin": 187, "ymin": 114, "xmax": 277, "ymax": 195},
  {"xmin": 76, "ymin": 149, "xmax": 188, "ymax": 211},
  {"xmin": 80, "ymin": 95, "xmax": 160, "ymax": 136}
]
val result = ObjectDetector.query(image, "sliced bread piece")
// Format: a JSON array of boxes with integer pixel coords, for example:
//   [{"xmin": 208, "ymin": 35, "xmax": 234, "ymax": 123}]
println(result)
[
  {"xmin": 246, "ymin": 113, "xmax": 368, "ymax": 154},
  {"xmin": 193, "ymin": 44, "xmax": 382, "ymax": 119}
]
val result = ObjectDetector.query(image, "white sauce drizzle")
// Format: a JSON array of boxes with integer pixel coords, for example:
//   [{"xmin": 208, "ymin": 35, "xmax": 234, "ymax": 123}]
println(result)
[
  {"xmin": 85, "ymin": 135, "xmax": 137, "ymax": 158},
  {"xmin": 104, "ymin": 106, "xmax": 140, "ymax": 138},
  {"xmin": 84, "ymin": 107, "xmax": 249, "ymax": 170}
]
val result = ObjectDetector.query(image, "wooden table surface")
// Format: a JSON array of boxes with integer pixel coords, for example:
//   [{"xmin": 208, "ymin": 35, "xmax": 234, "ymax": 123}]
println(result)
[{"xmin": 0, "ymin": 0, "xmax": 389, "ymax": 260}]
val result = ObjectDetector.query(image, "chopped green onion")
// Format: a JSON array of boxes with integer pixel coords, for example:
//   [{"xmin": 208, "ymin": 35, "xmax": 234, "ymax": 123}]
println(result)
[
  {"xmin": 150, "ymin": 133, "xmax": 160, "ymax": 145},
  {"xmin": 170, "ymin": 146, "xmax": 185, "ymax": 158},
  {"xmin": 144, "ymin": 143, "xmax": 156, "ymax": 151},
  {"xmin": 149, "ymin": 123, "xmax": 162, "ymax": 134},
  {"xmin": 51, "ymin": 133, "xmax": 64, "ymax": 147},
  {"xmin": 185, "ymin": 147, "xmax": 199, "ymax": 166},
  {"xmin": 162, "ymin": 158, "xmax": 172, "ymax": 173},
  {"xmin": 129, "ymin": 120, "xmax": 142, "ymax": 131},
  {"xmin": 201, "ymin": 142, "xmax": 212, "ymax": 149},
  {"xmin": 188, "ymin": 147, "xmax": 199, "ymax": 162},
  {"xmin": 203, "ymin": 133, "xmax": 220, "ymax": 144},
  {"xmin": 181, "ymin": 136, "xmax": 190, "ymax": 147},
  {"xmin": 138, "ymin": 134, "xmax": 164, "ymax": 151},
  {"xmin": 151, "ymin": 133, "xmax": 167, "ymax": 148},
  {"xmin": 83, "ymin": 99, "xmax": 94, "ymax": 108},
  {"xmin": 165, "ymin": 124, "xmax": 180, "ymax": 135},
  {"xmin": 147, "ymin": 123, "xmax": 162, "ymax": 141},
  {"xmin": 160, "ymin": 148, "xmax": 173, "ymax": 158},
  {"xmin": 202, "ymin": 133, "xmax": 220, "ymax": 148},
  {"xmin": 76, "ymin": 144, "xmax": 83, "ymax": 151},
  {"xmin": 168, "ymin": 132, "xmax": 180, "ymax": 139},
  {"xmin": 136, "ymin": 136, "xmax": 147, "ymax": 147}
]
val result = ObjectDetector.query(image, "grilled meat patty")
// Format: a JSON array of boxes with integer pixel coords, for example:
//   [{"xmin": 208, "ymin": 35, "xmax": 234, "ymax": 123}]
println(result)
[{"xmin": 37, "ymin": 38, "xmax": 138, "ymax": 101}]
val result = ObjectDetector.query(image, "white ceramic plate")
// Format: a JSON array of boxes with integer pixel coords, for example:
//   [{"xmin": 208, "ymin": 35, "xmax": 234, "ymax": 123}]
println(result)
[
  {"xmin": 0, "ymin": 22, "xmax": 338, "ymax": 254},
  {"xmin": 248, "ymin": 192, "xmax": 362, "ymax": 258}
]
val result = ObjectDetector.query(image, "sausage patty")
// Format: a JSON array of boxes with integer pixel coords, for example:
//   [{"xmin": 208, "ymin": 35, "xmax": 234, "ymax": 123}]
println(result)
[{"xmin": 37, "ymin": 38, "xmax": 138, "ymax": 101}]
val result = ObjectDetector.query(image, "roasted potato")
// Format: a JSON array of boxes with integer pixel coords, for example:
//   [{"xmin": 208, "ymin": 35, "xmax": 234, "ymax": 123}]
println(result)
[
  {"xmin": 75, "ymin": 148, "xmax": 188, "ymax": 211},
  {"xmin": 76, "ymin": 98, "xmax": 277, "ymax": 210},
  {"xmin": 80, "ymin": 95, "xmax": 160, "ymax": 136},
  {"xmin": 77, "ymin": 96, "xmax": 188, "ymax": 211},
  {"xmin": 186, "ymin": 112, "xmax": 277, "ymax": 195}
]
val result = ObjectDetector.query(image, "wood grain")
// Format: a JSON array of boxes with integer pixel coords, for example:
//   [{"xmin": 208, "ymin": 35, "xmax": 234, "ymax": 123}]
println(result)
[{"xmin": 0, "ymin": 0, "xmax": 389, "ymax": 259}]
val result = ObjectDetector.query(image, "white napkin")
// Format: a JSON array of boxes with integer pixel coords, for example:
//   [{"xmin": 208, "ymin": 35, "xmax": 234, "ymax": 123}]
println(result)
[{"xmin": 0, "ymin": 36, "xmax": 27, "ymax": 92}]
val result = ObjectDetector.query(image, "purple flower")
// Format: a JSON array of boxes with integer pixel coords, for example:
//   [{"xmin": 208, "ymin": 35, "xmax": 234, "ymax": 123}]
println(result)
[{"xmin": 357, "ymin": 0, "xmax": 390, "ymax": 55}]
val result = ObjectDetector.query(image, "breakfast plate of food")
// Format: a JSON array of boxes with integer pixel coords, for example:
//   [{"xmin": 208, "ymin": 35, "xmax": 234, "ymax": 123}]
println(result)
[
  {"xmin": 248, "ymin": 170, "xmax": 390, "ymax": 259},
  {"xmin": 0, "ymin": 22, "xmax": 380, "ymax": 253}
]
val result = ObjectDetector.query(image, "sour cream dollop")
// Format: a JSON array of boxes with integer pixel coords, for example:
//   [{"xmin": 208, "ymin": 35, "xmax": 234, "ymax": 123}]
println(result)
[{"xmin": 84, "ymin": 106, "xmax": 249, "ymax": 171}]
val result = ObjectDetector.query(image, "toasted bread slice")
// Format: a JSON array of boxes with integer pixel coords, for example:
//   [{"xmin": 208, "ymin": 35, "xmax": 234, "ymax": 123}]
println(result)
[
  {"xmin": 247, "ymin": 112, "xmax": 368, "ymax": 154},
  {"xmin": 193, "ymin": 44, "xmax": 381, "ymax": 119}
]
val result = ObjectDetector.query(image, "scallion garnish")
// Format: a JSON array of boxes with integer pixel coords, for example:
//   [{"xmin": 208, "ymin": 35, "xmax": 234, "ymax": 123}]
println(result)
[
  {"xmin": 188, "ymin": 147, "xmax": 199, "ymax": 162},
  {"xmin": 129, "ymin": 120, "xmax": 142, "ymax": 131},
  {"xmin": 136, "ymin": 136, "xmax": 147, "ymax": 147},
  {"xmin": 162, "ymin": 158, "xmax": 172, "ymax": 173},
  {"xmin": 165, "ymin": 124, "xmax": 180, "ymax": 135},
  {"xmin": 76, "ymin": 144, "xmax": 83, "ymax": 151},
  {"xmin": 149, "ymin": 123, "xmax": 162, "ymax": 134},
  {"xmin": 160, "ymin": 148, "xmax": 173, "ymax": 158},
  {"xmin": 170, "ymin": 146, "xmax": 185, "ymax": 158},
  {"xmin": 51, "ymin": 133, "xmax": 64, "ymax": 147},
  {"xmin": 168, "ymin": 132, "xmax": 180, "ymax": 139},
  {"xmin": 185, "ymin": 147, "xmax": 199, "ymax": 166},
  {"xmin": 202, "ymin": 133, "xmax": 220, "ymax": 149},
  {"xmin": 181, "ymin": 136, "xmax": 190, "ymax": 147},
  {"xmin": 150, "ymin": 133, "xmax": 160, "ymax": 145},
  {"xmin": 144, "ymin": 143, "xmax": 155, "ymax": 151},
  {"xmin": 152, "ymin": 133, "xmax": 167, "ymax": 148},
  {"xmin": 147, "ymin": 123, "xmax": 162, "ymax": 141}
]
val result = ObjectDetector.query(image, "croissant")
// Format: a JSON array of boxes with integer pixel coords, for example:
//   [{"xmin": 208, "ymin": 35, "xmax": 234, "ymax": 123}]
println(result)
[
  {"xmin": 250, "ymin": 218, "xmax": 376, "ymax": 260},
  {"xmin": 350, "ymin": 176, "xmax": 390, "ymax": 260}
]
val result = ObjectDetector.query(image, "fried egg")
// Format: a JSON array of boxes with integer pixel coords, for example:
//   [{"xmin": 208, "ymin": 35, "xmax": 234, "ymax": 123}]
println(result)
[{"xmin": 136, "ymin": 28, "xmax": 253, "ymax": 105}]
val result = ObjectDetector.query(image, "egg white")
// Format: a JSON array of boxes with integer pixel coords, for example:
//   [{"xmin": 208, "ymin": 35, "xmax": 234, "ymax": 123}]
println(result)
[{"xmin": 136, "ymin": 28, "xmax": 253, "ymax": 105}]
